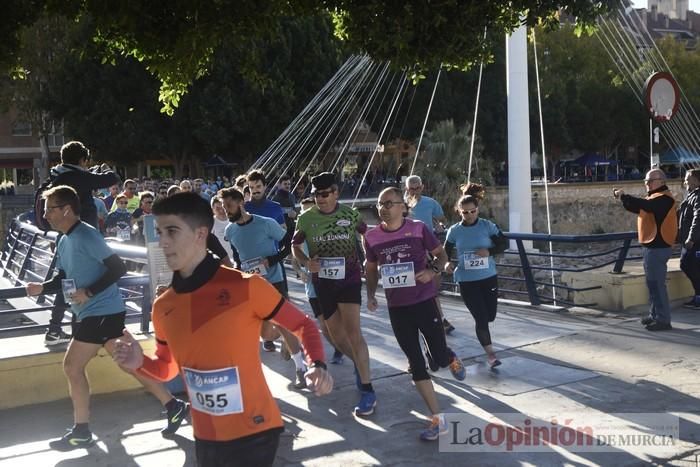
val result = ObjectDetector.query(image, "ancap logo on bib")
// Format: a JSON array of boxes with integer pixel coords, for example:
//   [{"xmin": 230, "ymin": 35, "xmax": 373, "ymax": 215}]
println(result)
[{"xmin": 336, "ymin": 219, "xmax": 351, "ymax": 227}]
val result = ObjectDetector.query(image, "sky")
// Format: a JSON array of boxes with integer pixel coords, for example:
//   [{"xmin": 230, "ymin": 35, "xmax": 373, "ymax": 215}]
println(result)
[{"xmin": 629, "ymin": 0, "xmax": 700, "ymax": 12}]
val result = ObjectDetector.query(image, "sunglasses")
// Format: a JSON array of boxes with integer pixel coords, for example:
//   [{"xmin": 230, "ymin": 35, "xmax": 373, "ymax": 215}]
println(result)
[
  {"xmin": 461, "ymin": 208, "xmax": 478, "ymax": 214},
  {"xmin": 313, "ymin": 189, "xmax": 335, "ymax": 199},
  {"xmin": 377, "ymin": 200, "xmax": 404, "ymax": 209}
]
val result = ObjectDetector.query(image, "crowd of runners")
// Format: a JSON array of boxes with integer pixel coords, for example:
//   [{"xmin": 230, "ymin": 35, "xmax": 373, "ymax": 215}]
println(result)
[{"xmin": 25, "ymin": 140, "xmax": 510, "ymax": 467}]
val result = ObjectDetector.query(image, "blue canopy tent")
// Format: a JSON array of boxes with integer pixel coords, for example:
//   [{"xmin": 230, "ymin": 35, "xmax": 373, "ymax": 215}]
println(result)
[
  {"xmin": 561, "ymin": 153, "xmax": 618, "ymax": 182},
  {"xmin": 658, "ymin": 148, "xmax": 700, "ymax": 179},
  {"xmin": 659, "ymin": 147, "xmax": 700, "ymax": 165}
]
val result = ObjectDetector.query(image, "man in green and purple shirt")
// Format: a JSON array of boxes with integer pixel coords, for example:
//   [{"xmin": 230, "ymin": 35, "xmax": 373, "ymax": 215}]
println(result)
[{"xmin": 292, "ymin": 172, "xmax": 376, "ymax": 416}]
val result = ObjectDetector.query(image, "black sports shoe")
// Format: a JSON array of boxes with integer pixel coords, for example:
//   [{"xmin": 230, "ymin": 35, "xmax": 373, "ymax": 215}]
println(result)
[
  {"xmin": 49, "ymin": 428, "xmax": 95, "ymax": 451},
  {"xmin": 45, "ymin": 330, "xmax": 72, "ymax": 346},
  {"xmin": 683, "ymin": 299, "xmax": 700, "ymax": 309},
  {"xmin": 640, "ymin": 316, "xmax": 654, "ymax": 326},
  {"xmin": 646, "ymin": 321, "xmax": 672, "ymax": 331},
  {"xmin": 162, "ymin": 400, "xmax": 190, "ymax": 436},
  {"xmin": 262, "ymin": 340, "xmax": 276, "ymax": 352},
  {"xmin": 442, "ymin": 319, "xmax": 456, "ymax": 335}
]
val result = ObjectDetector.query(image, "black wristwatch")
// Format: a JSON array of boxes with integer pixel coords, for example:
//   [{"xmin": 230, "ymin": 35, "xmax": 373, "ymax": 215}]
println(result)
[{"xmin": 311, "ymin": 360, "xmax": 327, "ymax": 371}]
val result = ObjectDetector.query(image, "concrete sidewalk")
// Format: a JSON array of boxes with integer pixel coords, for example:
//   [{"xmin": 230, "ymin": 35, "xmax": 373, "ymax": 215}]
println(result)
[{"xmin": 0, "ymin": 279, "xmax": 699, "ymax": 466}]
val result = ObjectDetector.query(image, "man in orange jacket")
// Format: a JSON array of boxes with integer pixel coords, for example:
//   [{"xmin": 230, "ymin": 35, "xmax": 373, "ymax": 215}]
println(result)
[{"xmin": 613, "ymin": 168, "xmax": 677, "ymax": 331}]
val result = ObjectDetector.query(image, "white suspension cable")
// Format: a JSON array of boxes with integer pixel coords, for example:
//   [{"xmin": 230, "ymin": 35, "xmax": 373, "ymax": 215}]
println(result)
[
  {"xmin": 532, "ymin": 29, "xmax": 557, "ymax": 306},
  {"xmin": 410, "ymin": 68, "xmax": 442, "ymax": 176},
  {"xmin": 252, "ymin": 55, "xmax": 363, "ymax": 169},
  {"xmin": 352, "ymin": 73, "xmax": 409, "ymax": 207},
  {"xmin": 270, "ymin": 58, "xmax": 378, "ymax": 191},
  {"xmin": 467, "ymin": 29, "xmax": 487, "ymax": 184}
]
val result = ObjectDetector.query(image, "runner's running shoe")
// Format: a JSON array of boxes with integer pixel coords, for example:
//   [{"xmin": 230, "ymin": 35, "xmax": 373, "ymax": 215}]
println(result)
[
  {"xmin": 162, "ymin": 399, "xmax": 190, "ymax": 436},
  {"xmin": 420, "ymin": 414, "xmax": 447, "ymax": 441},
  {"xmin": 448, "ymin": 355, "xmax": 466, "ymax": 381},
  {"xmin": 50, "ymin": 428, "xmax": 95, "ymax": 450},
  {"xmin": 354, "ymin": 391, "xmax": 377, "ymax": 416}
]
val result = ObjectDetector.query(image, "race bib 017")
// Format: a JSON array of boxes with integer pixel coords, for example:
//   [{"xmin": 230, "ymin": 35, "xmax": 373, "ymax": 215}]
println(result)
[
  {"xmin": 183, "ymin": 367, "xmax": 243, "ymax": 416},
  {"xmin": 380, "ymin": 262, "xmax": 416, "ymax": 289},
  {"xmin": 318, "ymin": 257, "xmax": 346, "ymax": 280}
]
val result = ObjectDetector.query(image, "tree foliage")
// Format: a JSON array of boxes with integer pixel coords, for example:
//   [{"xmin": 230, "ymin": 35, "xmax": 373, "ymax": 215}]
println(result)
[
  {"xmin": 15, "ymin": 13, "xmax": 344, "ymax": 175},
  {"xmin": 3, "ymin": 0, "xmax": 614, "ymax": 113}
]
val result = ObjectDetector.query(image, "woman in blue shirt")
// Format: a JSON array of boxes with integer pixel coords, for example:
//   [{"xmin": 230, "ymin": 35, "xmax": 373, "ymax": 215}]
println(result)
[{"xmin": 444, "ymin": 184, "xmax": 507, "ymax": 368}]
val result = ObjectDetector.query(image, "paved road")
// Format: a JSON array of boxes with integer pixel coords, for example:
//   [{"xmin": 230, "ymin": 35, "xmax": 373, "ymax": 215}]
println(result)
[{"xmin": 0, "ymin": 276, "xmax": 699, "ymax": 466}]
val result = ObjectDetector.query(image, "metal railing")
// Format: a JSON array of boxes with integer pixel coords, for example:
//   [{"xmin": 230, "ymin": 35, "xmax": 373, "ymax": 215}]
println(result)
[
  {"xmin": 440, "ymin": 231, "xmax": 642, "ymax": 307},
  {"xmin": 0, "ymin": 219, "xmax": 152, "ymax": 335}
]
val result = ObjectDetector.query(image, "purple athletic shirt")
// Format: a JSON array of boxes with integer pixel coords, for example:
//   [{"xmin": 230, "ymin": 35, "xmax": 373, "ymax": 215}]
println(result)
[{"xmin": 363, "ymin": 218, "xmax": 440, "ymax": 307}]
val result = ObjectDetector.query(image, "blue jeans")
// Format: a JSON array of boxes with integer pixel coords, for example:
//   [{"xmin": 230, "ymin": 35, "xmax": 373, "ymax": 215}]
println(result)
[{"xmin": 643, "ymin": 247, "xmax": 672, "ymax": 324}]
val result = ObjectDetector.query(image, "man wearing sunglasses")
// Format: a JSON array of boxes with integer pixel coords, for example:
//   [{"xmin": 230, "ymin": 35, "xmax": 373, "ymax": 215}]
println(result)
[
  {"xmin": 613, "ymin": 168, "xmax": 677, "ymax": 331},
  {"xmin": 292, "ymin": 172, "xmax": 377, "ymax": 416},
  {"xmin": 109, "ymin": 179, "xmax": 140, "ymax": 214}
]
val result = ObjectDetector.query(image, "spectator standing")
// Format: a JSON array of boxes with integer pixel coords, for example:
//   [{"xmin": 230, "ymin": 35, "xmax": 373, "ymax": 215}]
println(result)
[
  {"xmin": 613, "ymin": 169, "xmax": 678, "ymax": 331},
  {"xmin": 49, "ymin": 141, "xmax": 119, "ymax": 229},
  {"xmin": 103, "ymin": 184, "xmax": 120, "ymax": 211},
  {"xmin": 131, "ymin": 191, "xmax": 154, "ymax": 245},
  {"xmin": 678, "ymin": 168, "xmax": 700, "ymax": 309},
  {"xmin": 109, "ymin": 179, "xmax": 140, "ymax": 213}
]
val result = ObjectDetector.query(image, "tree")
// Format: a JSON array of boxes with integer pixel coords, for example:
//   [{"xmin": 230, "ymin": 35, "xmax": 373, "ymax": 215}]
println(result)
[
  {"xmin": 414, "ymin": 119, "xmax": 493, "ymax": 216},
  {"xmin": 3, "ymin": 1, "xmax": 614, "ymax": 113},
  {"xmin": 0, "ymin": 13, "xmax": 78, "ymax": 181},
  {"xmin": 26, "ymin": 13, "xmax": 345, "ymax": 175}
]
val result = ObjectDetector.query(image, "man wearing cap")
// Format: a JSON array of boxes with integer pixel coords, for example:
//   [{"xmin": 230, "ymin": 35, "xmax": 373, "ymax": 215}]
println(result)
[{"xmin": 292, "ymin": 172, "xmax": 377, "ymax": 416}]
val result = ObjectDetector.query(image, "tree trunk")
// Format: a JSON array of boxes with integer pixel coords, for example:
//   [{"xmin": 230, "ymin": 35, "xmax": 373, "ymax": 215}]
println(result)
[{"xmin": 38, "ymin": 133, "xmax": 50, "ymax": 182}]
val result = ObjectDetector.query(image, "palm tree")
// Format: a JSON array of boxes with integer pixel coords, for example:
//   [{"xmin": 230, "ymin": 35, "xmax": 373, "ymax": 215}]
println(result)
[{"xmin": 413, "ymin": 119, "xmax": 494, "ymax": 218}]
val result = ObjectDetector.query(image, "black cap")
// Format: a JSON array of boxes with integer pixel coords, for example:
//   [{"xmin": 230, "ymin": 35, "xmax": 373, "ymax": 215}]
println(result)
[{"xmin": 311, "ymin": 172, "xmax": 336, "ymax": 192}]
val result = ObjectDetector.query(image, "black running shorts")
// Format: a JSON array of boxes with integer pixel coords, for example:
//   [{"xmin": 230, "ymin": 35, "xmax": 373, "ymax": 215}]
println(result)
[
  {"xmin": 73, "ymin": 311, "xmax": 126, "ymax": 345},
  {"xmin": 315, "ymin": 279, "xmax": 362, "ymax": 320}
]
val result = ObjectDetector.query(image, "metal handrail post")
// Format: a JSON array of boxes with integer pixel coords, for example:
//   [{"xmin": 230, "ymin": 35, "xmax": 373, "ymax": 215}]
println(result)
[
  {"xmin": 612, "ymin": 239, "xmax": 632, "ymax": 274},
  {"xmin": 3, "ymin": 226, "xmax": 23, "ymax": 279},
  {"xmin": 140, "ymin": 284, "xmax": 152, "ymax": 333},
  {"xmin": 515, "ymin": 238, "xmax": 541, "ymax": 305},
  {"xmin": 15, "ymin": 233, "xmax": 38, "ymax": 285}
]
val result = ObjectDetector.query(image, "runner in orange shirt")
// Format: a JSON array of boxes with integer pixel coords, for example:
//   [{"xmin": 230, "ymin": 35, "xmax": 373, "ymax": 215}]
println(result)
[{"xmin": 113, "ymin": 192, "xmax": 333, "ymax": 466}]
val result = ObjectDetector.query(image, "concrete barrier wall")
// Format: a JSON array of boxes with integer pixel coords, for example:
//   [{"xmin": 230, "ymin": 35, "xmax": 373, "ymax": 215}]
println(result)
[
  {"xmin": 0, "ymin": 330, "xmax": 158, "ymax": 410},
  {"xmin": 477, "ymin": 180, "xmax": 685, "ymax": 234}
]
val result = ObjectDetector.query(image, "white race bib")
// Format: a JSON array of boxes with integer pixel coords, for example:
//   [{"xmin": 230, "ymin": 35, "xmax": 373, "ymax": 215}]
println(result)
[
  {"xmin": 380, "ymin": 262, "xmax": 416, "ymax": 289},
  {"xmin": 240, "ymin": 257, "xmax": 268, "ymax": 276},
  {"xmin": 61, "ymin": 279, "xmax": 77, "ymax": 304},
  {"xmin": 463, "ymin": 252, "xmax": 489, "ymax": 270},
  {"xmin": 318, "ymin": 257, "xmax": 346, "ymax": 280},
  {"xmin": 117, "ymin": 228, "xmax": 131, "ymax": 241},
  {"xmin": 184, "ymin": 367, "xmax": 243, "ymax": 416}
]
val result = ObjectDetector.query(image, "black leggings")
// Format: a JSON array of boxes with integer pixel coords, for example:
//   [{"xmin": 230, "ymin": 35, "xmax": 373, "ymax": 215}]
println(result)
[
  {"xmin": 459, "ymin": 275, "xmax": 498, "ymax": 347},
  {"xmin": 388, "ymin": 298, "xmax": 454, "ymax": 381},
  {"xmin": 195, "ymin": 429, "xmax": 281, "ymax": 467}
]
